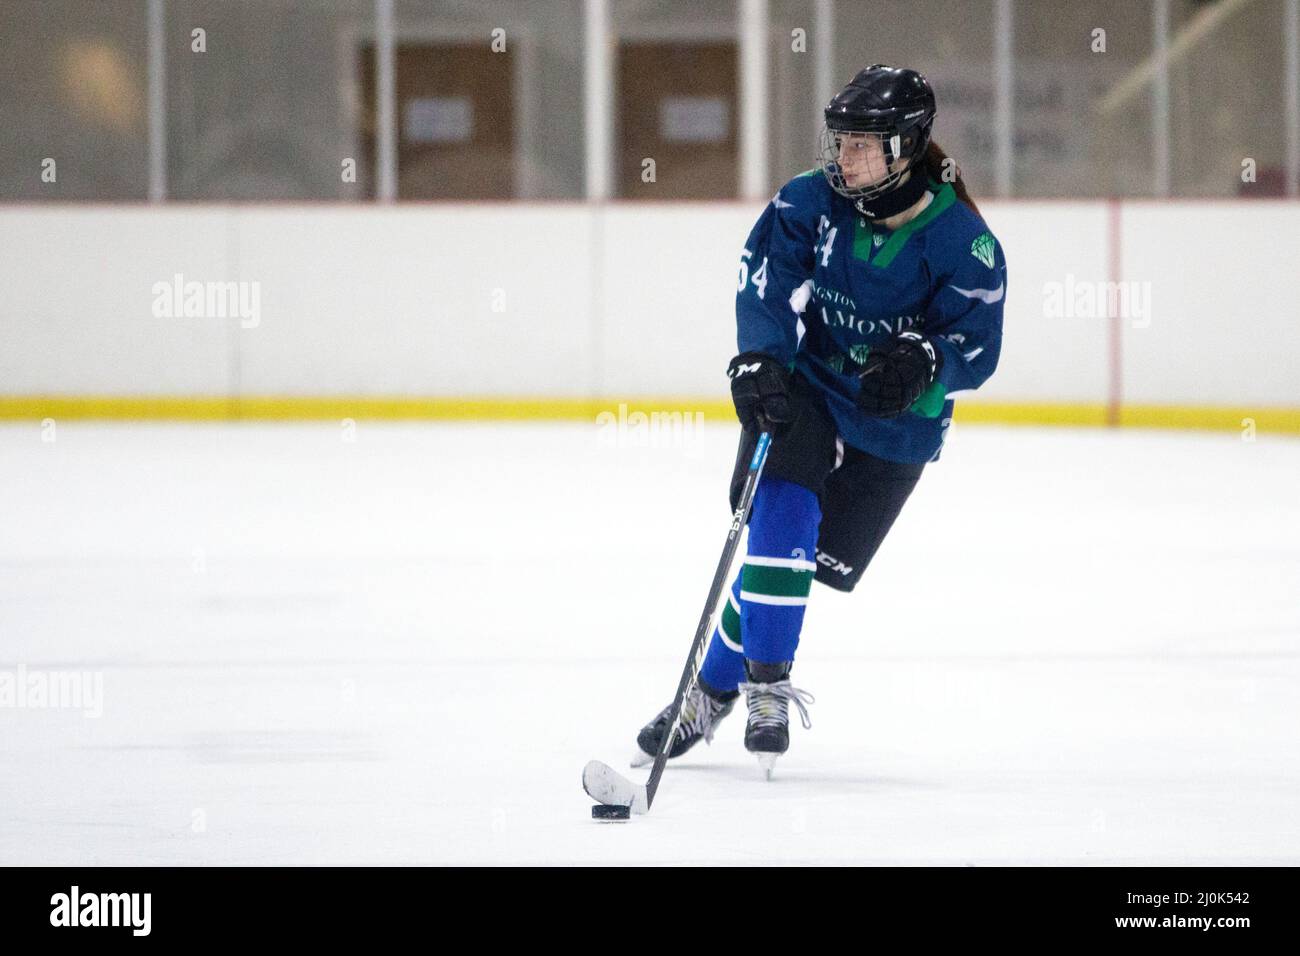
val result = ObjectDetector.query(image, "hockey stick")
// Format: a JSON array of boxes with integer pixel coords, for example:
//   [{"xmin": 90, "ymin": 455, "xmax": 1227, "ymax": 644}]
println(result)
[{"xmin": 583, "ymin": 430, "xmax": 772, "ymax": 815}]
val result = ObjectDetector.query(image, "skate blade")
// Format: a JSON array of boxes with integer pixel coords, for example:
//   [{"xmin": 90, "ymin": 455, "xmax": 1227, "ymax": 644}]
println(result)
[
  {"xmin": 756, "ymin": 753, "xmax": 778, "ymax": 780},
  {"xmin": 629, "ymin": 748, "xmax": 655, "ymax": 769}
]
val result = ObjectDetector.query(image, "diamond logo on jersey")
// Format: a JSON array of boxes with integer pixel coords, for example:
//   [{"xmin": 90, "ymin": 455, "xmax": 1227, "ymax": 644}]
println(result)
[{"xmin": 970, "ymin": 233, "xmax": 995, "ymax": 268}]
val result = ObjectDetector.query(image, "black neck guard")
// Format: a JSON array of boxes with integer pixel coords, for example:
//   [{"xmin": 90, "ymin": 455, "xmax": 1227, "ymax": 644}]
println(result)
[{"xmin": 852, "ymin": 170, "xmax": 931, "ymax": 220}]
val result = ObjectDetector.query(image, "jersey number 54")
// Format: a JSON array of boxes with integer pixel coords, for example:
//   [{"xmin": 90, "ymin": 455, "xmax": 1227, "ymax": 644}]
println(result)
[{"xmin": 738, "ymin": 249, "xmax": 768, "ymax": 299}]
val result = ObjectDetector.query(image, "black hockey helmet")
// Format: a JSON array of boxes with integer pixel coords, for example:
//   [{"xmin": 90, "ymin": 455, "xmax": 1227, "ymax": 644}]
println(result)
[{"xmin": 818, "ymin": 65, "xmax": 937, "ymax": 215}]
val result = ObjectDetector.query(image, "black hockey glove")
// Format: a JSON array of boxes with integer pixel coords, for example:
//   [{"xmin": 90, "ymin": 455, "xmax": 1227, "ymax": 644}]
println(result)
[
  {"xmin": 727, "ymin": 352, "xmax": 794, "ymax": 433},
  {"xmin": 855, "ymin": 330, "xmax": 942, "ymax": 418}
]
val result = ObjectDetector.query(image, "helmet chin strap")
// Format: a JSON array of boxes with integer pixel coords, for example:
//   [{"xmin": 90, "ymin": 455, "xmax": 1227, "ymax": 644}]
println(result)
[{"xmin": 852, "ymin": 167, "xmax": 930, "ymax": 220}]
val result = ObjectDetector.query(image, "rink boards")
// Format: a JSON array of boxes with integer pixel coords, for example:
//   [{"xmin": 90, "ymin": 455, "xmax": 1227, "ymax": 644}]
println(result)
[{"xmin": 0, "ymin": 200, "xmax": 1296, "ymax": 432}]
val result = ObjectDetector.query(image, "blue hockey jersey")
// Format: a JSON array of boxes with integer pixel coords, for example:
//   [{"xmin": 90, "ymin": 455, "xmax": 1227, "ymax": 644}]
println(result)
[{"xmin": 735, "ymin": 169, "xmax": 1006, "ymax": 463}]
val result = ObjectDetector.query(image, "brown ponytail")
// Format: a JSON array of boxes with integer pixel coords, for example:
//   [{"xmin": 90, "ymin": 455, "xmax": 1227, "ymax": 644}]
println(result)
[{"xmin": 922, "ymin": 141, "xmax": 981, "ymax": 219}]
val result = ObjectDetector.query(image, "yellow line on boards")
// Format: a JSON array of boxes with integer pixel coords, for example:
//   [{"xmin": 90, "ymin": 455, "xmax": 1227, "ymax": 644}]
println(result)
[
  {"xmin": 0, "ymin": 396, "xmax": 646, "ymax": 422},
  {"xmin": 952, "ymin": 403, "xmax": 1300, "ymax": 433},
  {"xmin": 0, "ymin": 396, "xmax": 1297, "ymax": 434},
  {"xmin": 1117, "ymin": 405, "xmax": 1300, "ymax": 434},
  {"xmin": 950, "ymin": 402, "xmax": 1110, "ymax": 427}
]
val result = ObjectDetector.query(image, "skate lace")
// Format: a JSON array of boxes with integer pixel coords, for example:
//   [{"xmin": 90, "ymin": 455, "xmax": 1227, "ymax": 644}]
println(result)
[
  {"xmin": 657, "ymin": 684, "xmax": 727, "ymax": 743},
  {"xmin": 736, "ymin": 679, "xmax": 815, "ymax": 731}
]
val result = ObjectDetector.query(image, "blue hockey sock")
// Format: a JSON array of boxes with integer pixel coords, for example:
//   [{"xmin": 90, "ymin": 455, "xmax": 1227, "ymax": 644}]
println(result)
[
  {"xmin": 738, "ymin": 476, "xmax": 820, "ymax": 664},
  {"xmin": 698, "ymin": 476, "xmax": 821, "ymax": 690}
]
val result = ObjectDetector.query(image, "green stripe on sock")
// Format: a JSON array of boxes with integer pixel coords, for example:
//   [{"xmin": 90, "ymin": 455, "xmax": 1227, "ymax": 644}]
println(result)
[
  {"xmin": 742, "ymin": 563, "xmax": 814, "ymax": 599},
  {"xmin": 720, "ymin": 598, "xmax": 741, "ymax": 646}
]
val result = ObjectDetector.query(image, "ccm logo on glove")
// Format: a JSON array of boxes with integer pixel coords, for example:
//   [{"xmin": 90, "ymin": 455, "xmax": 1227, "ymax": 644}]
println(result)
[{"xmin": 727, "ymin": 352, "xmax": 794, "ymax": 434}]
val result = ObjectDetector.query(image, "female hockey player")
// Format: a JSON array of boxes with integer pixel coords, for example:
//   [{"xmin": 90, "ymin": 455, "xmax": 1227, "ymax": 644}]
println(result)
[{"xmin": 634, "ymin": 64, "xmax": 1006, "ymax": 776}]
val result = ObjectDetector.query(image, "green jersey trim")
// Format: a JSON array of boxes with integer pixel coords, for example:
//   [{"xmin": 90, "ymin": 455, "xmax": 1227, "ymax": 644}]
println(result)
[
  {"xmin": 854, "ymin": 181, "xmax": 957, "ymax": 269},
  {"xmin": 852, "ymin": 220, "xmax": 875, "ymax": 261},
  {"xmin": 909, "ymin": 380, "xmax": 948, "ymax": 418}
]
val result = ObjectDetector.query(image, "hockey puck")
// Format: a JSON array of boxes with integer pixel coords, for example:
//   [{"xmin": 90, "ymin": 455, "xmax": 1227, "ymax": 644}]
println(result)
[{"xmin": 591, "ymin": 804, "xmax": 631, "ymax": 821}]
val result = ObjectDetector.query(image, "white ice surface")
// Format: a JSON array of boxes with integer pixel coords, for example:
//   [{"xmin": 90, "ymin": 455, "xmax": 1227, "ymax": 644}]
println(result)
[{"xmin": 1, "ymin": 421, "xmax": 1297, "ymax": 865}]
